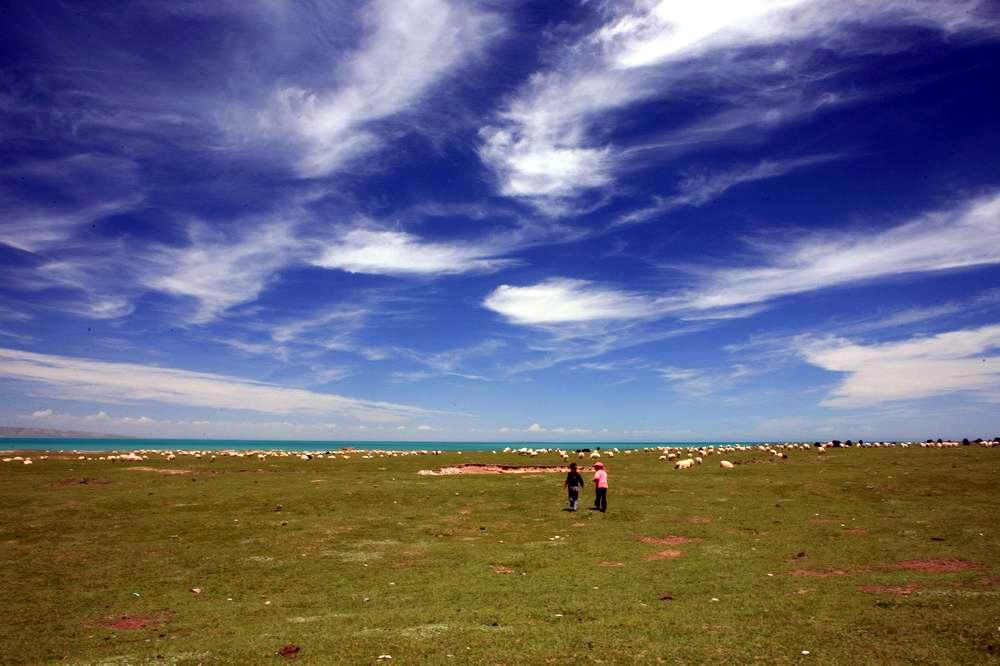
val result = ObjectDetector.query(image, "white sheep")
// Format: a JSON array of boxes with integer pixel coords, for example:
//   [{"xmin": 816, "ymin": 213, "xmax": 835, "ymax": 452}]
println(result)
[
  {"xmin": 719, "ymin": 460, "xmax": 734, "ymax": 469},
  {"xmin": 674, "ymin": 458, "xmax": 695, "ymax": 470}
]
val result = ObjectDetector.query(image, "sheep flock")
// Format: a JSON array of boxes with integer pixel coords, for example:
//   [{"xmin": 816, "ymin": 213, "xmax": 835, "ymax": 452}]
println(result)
[{"xmin": 1, "ymin": 437, "xmax": 997, "ymax": 469}]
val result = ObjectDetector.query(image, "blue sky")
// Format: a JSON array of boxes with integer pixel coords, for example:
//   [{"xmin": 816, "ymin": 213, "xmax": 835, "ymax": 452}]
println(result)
[{"xmin": 2, "ymin": 0, "xmax": 1000, "ymax": 441}]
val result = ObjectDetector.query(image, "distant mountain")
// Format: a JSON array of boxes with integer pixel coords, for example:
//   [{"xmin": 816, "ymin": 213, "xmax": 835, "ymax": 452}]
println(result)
[{"xmin": 0, "ymin": 426, "xmax": 133, "ymax": 439}]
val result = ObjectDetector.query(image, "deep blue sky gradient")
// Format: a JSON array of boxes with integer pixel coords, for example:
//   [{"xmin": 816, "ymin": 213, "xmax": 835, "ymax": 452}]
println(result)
[{"xmin": 2, "ymin": 1, "xmax": 1000, "ymax": 440}]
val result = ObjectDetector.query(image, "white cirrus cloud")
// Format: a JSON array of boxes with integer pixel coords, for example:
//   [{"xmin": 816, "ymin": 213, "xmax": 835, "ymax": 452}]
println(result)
[
  {"xmin": 687, "ymin": 191, "xmax": 1000, "ymax": 311},
  {"xmin": 148, "ymin": 220, "xmax": 304, "ymax": 323},
  {"xmin": 483, "ymin": 278, "xmax": 668, "ymax": 325},
  {"xmin": 0, "ymin": 154, "xmax": 143, "ymax": 252},
  {"xmin": 618, "ymin": 154, "xmax": 843, "ymax": 226},
  {"xmin": 313, "ymin": 229, "xmax": 512, "ymax": 276},
  {"xmin": 0, "ymin": 347, "xmax": 447, "ymax": 422},
  {"xmin": 800, "ymin": 325, "xmax": 1000, "ymax": 408},
  {"xmin": 479, "ymin": 0, "xmax": 996, "ymax": 209},
  {"xmin": 257, "ymin": 0, "xmax": 503, "ymax": 177},
  {"xmin": 480, "ymin": 192, "xmax": 1000, "ymax": 375},
  {"xmin": 490, "ymin": 191, "xmax": 1000, "ymax": 328}
]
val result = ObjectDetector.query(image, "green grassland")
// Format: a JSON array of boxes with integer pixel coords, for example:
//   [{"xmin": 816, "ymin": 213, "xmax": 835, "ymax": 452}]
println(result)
[{"xmin": 1, "ymin": 446, "xmax": 999, "ymax": 664}]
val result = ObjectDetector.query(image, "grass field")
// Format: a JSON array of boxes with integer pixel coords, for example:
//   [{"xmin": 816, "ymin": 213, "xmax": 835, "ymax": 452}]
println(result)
[{"xmin": 1, "ymin": 446, "xmax": 999, "ymax": 664}]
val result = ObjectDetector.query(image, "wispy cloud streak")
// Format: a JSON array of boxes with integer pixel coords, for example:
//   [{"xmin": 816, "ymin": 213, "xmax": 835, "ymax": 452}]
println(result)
[
  {"xmin": 800, "ymin": 325, "xmax": 1000, "ymax": 407},
  {"xmin": 0, "ymin": 347, "xmax": 446, "ymax": 422}
]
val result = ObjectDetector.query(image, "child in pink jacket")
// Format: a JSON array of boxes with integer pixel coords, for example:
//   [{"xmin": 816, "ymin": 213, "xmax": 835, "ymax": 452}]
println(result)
[{"xmin": 592, "ymin": 461, "xmax": 608, "ymax": 512}]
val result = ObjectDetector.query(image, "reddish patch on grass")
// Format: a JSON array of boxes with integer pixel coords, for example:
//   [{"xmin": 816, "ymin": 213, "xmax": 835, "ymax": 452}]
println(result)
[
  {"xmin": 277, "ymin": 644, "xmax": 301, "ymax": 659},
  {"xmin": 642, "ymin": 550, "xmax": 684, "ymax": 561},
  {"xmin": 843, "ymin": 528, "xmax": 869, "ymax": 535},
  {"xmin": 492, "ymin": 565, "xmax": 514, "ymax": 574},
  {"xmin": 895, "ymin": 559, "xmax": 980, "ymax": 573},
  {"xmin": 636, "ymin": 535, "xmax": 701, "ymax": 546},
  {"xmin": 687, "ymin": 516, "xmax": 711, "ymax": 524},
  {"xmin": 788, "ymin": 568, "xmax": 851, "ymax": 578},
  {"xmin": 860, "ymin": 584, "xmax": 917, "ymax": 596},
  {"xmin": 599, "ymin": 561, "xmax": 625, "ymax": 567},
  {"xmin": 95, "ymin": 613, "xmax": 170, "ymax": 630},
  {"xmin": 127, "ymin": 466, "xmax": 192, "ymax": 475}
]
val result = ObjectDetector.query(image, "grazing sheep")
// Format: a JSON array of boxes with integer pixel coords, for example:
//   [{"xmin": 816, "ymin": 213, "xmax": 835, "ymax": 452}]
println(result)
[
  {"xmin": 674, "ymin": 458, "xmax": 695, "ymax": 470},
  {"xmin": 694, "ymin": 456, "xmax": 703, "ymax": 464},
  {"xmin": 719, "ymin": 460, "xmax": 734, "ymax": 469},
  {"xmin": 658, "ymin": 455, "xmax": 667, "ymax": 461}
]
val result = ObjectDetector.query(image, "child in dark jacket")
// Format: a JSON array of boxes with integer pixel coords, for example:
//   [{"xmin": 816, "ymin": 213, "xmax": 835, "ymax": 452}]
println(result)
[{"xmin": 564, "ymin": 462, "xmax": 584, "ymax": 511}]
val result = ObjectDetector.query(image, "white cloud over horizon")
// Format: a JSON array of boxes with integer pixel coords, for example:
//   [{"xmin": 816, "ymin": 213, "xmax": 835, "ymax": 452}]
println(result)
[
  {"xmin": 801, "ymin": 325, "xmax": 1000, "ymax": 407},
  {"xmin": 0, "ymin": 347, "xmax": 444, "ymax": 423}
]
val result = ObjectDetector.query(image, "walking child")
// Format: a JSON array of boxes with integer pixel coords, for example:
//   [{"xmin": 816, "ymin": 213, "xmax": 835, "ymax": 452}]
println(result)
[
  {"xmin": 592, "ymin": 461, "xmax": 608, "ymax": 512},
  {"xmin": 564, "ymin": 462, "xmax": 584, "ymax": 511}
]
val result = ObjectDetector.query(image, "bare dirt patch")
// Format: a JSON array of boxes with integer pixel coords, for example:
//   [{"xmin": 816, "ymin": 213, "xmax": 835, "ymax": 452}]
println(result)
[
  {"xmin": 861, "ymin": 584, "xmax": 917, "ymax": 596},
  {"xmin": 843, "ymin": 528, "xmax": 869, "ymax": 535},
  {"xmin": 492, "ymin": 565, "xmax": 514, "ymax": 574},
  {"xmin": 419, "ymin": 464, "xmax": 591, "ymax": 476},
  {"xmin": 599, "ymin": 561, "xmax": 625, "ymax": 567},
  {"xmin": 895, "ymin": 559, "xmax": 980, "ymax": 573},
  {"xmin": 95, "ymin": 612, "xmax": 170, "ymax": 630},
  {"xmin": 127, "ymin": 466, "xmax": 192, "ymax": 475},
  {"xmin": 642, "ymin": 550, "xmax": 684, "ymax": 561},
  {"xmin": 687, "ymin": 516, "xmax": 711, "ymax": 524},
  {"xmin": 637, "ymin": 535, "xmax": 701, "ymax": 546}
]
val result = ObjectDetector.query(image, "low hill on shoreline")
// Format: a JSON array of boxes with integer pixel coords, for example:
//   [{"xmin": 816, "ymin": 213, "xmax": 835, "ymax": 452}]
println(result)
[{"xmin": 0, "ymin": 426, "xmax": 132, "ymax": 439}]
